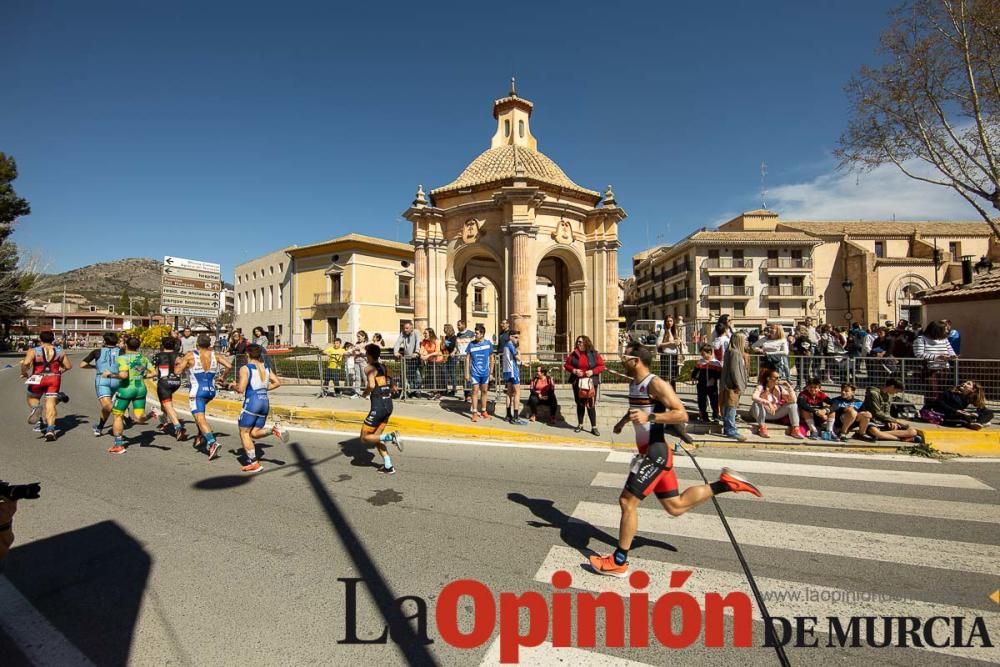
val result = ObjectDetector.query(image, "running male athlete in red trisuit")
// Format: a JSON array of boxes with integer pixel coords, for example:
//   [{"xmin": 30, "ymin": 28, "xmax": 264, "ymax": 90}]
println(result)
[{"xmin": 589, "ymin": 341, "xmax": 763, "ymax": 577}]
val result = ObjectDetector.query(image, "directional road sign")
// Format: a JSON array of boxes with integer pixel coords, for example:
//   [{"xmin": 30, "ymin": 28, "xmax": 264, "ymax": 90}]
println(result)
[
  {"xmin": 161, "ymin": 276, "xmax": 222, "ymax": 292},
  {"xmin": 162, "ymin": 266, "xmax": 222, "ymax": 282},
  {"xmin": 163, "ymin": 256, "xmax": 221, "ymax": 274},
  {"xmin": 161, "ymin": 296, "xmax": 220, "ymax": 309},
  {"xmin": 160, "ymin": 305, "xmax": 221, "ymax": 318},
  {"xmin": 161, "ymin": 286, "xmax": 222, "ymax": 300}
]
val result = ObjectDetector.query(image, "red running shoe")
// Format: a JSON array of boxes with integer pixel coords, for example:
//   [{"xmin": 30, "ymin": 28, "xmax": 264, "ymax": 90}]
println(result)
[
  {"xmin": 588, "ymin": 553, "xmax": 629, "ymax": 578},
  {"xmin": 718, "ymin": 467, "xmax": 763, "ymax": 497}
]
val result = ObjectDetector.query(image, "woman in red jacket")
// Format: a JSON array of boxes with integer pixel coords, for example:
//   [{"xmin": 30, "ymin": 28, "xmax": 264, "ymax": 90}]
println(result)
[{"xmin": 564, "ymin": 335, "xmax": 606, "ymax": 435}]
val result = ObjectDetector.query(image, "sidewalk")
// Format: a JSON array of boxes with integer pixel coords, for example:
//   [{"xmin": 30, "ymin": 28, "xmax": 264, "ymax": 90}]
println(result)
[{"xmin": 149, "ymin": 382, "xmax": 999, "ymax": 455}]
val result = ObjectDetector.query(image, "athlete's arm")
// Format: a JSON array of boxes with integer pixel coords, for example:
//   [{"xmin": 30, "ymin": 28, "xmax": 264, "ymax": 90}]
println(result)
[
  {"xmin": 19, "ymin": 349, "xmax": 33, "ymax": 377},
  {"xmin": 612, "ymin": 412, "xmax": 631, "ymax": 434},
  {"xmin": 80, "ymin": 349, "xmax": 99, "ymax": 367},
  {"xmin": 267, "ymin": 370, "xmax": 282, "ymax": 391},
  {"xmin": 60, "ymin": 354, "xmax": 72, "ymax": 372},
  {"xmin": 362, "ymin": 365, "xmax": 375, "ymax": 398},
  {"xmin": 116, "ymin": 358, "xmax": 129, "ymax": 381},
  {"xmin": 174, "ymin": 352, "xmax": 192, "ymax": 376},
  {"xmin": 235, "ymin": 366, "xmax": 249, "ymax": 394},
  {"xmin": 216, "ymin": 354, "xmax": 233, "ymax": 384},
  {"xmin": 637, "ymin": 376, "xmax": 688, "ymax": 426}
]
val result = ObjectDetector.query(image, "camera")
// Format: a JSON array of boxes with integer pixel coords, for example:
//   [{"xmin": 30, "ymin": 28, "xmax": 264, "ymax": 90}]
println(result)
[{"xmin": 0, "ymin": 481, "xmax": 41, "ymax": 501}]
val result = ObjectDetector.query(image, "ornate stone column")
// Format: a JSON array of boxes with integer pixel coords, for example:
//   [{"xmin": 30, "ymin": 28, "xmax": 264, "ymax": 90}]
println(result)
[
  {"xmin": 568, "ymin": 280, "xmax": 588, "ymax": 351},
  {"xmin": 414, "ymin": 241, "xmax": 429, "ymax": 332},
  {"xmin": 510, "ymin": 227, "xmax": 532, "ymax": 348},
  {"xmin": 605, "ymin": 240, "xmax": 620, "ymax": 354}
]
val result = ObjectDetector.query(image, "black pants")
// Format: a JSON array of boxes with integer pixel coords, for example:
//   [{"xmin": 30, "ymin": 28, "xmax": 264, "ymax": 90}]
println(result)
[
  {"xmin": 527, "ymin": 391, "xmax": 559, "ymax": 418},
  {"xmin": 697, "ymin": 381, "xmax": 719, "ymax": 420},
  {"xmin": 573, "ymin": 384, "xmax": 597, "ymax": 427}
]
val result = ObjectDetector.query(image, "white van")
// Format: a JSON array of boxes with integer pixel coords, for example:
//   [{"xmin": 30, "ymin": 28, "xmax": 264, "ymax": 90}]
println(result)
[{"xmin": 627, "ymin": 319, "xmax": 663, "ymax": 346}]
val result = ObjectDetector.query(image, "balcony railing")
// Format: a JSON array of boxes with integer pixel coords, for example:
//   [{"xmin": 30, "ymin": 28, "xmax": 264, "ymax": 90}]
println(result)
[
  {"xmin": 762, "ymin": 285, "xmax": 813, "ymax": 297},
  {"xmin": 313, "ymin": 291, "xmax": 351, "ymax": 307},
  {"xmin": 472, "ymin": 302, "xmax": 489, "ymax": 315},
  {"xmin": 702, "ymin": 258, "xmax": 753, "ymax": 270},
  {"xmin": 763, "ymin": 258, "xmax": 813, "ymax": 270},
  {"xmin": 651, "ymin": 263, "xmax": 691, "ymax": 283},
  {"xmin": 395, "ymin": 294, "xmax": 413, "ymax": 309},
  {"xmin": 702, "ymin": 285, "xmax": 754, "ymax": 297},
  {"xmin": 656, "ymin": 288, "xmax": 691, "ymax": 304}
]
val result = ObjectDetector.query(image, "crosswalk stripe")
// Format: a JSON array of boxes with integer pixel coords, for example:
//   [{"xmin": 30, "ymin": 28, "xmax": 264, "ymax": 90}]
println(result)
[
  {"xmin": 752, "ymin": 449, "xmax": 940, "ymax": 464},
  {"xmin": 604, "ymin": 451, "xmax": 993, "ymax": 489},
  {"xmin": 590, "ymin": 472, "xmax": 1000, "ymax": 524},
  {"xmin": 534, "ymin": 545, "xmax": 1000, "ymax": 663},
  {"xmin": 478, "ymin": 636, "xmax": 655, "ymax": 666},
  {"xmin": 0, "ymin": 575, "xmax": 96, "ymax": 667},
  {"xmin": 570, "ymin": 501, "xmax": 998, "ymax": 576}
]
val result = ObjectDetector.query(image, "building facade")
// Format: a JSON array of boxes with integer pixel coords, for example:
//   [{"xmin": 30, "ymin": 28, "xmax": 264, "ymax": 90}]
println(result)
[
  {"xmin": 632, "ymin": 209, "xmax": 998, "ymax": 332},
  {"xmin": 234, "ymin": 248, "xmax": 293, "ymax": 344},
  {"xmin": 919, "ymin": 264, "xmax": 1000, "ymax": 358},
  {"xmin": 404, "ymin": 85, "xmax": 624, "ymax": 354}
]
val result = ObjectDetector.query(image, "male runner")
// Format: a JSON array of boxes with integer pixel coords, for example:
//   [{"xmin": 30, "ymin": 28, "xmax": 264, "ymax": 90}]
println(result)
[
  {"xmin": 174, "ymin": 333, "xmax": 232, "ymax": 461},
  {"xmin": 502, "ymin": 330, "xmax": 525, "ymax": 424},
  {"xmin": 589, "ymin": 341, "xmax": 764, "ymax": 577},
  {"xmin": 230, "ymin": 343, "xmax": 289, "ymax": 473},
  {"xmin": 20, "ymin": 330, "xmax": 72, "ymax": 441},
  {"xmin": 465, "ymin": 324, "xmax": 494, "ymax": 422},
  {"xmin": 152, "ymin": 336, "xmax": 187, "ymax": 440},
  {"xmin": 359, "ymin": 343, "xmax": 403, "ymax": 474},
  {"xmin": 80, "ymin": 332, "xmax": 120, "ymax": 436},
  {"xmin": 108, "ymin": 336, "xmax": 158, "ymax": 454}
]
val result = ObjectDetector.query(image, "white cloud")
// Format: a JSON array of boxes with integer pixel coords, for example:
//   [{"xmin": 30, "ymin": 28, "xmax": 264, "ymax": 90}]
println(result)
[{"xmin": 767, "ymin": 159, "xmax": 978, "ymax": 221}]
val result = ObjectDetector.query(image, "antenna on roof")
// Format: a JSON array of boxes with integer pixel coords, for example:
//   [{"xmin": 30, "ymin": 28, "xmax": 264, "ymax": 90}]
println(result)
[{"xmin": 760, "ymin": 161, "xmax": 768, "ymax": 209}]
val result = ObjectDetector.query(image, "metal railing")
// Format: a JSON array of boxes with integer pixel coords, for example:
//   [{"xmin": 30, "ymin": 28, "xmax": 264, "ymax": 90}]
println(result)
[
  {"xmin": 313, "ymin": 291, "xmax": 351, "ymax": 307},
  {"xmin": 761, "ymin": 285, "xmax": 814, "ymax": 297},
  {"xmin": 763, "ymin": 257, "xmax": 812, "ymax": 269},
  {"xmin": 395, "ymin": 295, "xmax": 413, "ymax": 308},
  {"xmin": 702, "ymin": 258, "xmax": 753, "ymax": 270},
  {"xmin": 703, "ymin": 285, "xmax": 754, "ymax": 297}
]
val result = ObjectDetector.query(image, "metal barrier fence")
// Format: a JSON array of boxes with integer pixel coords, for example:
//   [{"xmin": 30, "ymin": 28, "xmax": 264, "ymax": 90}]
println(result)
[{"xmin": 164, "ymin": 348, "xmax": 1000, "ymax": 409}]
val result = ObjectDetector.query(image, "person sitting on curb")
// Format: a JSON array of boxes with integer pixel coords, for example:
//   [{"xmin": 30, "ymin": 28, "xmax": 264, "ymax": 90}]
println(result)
[
  {"xmin": 858, "ymin": 378, "xmax": 922, "ymax": 443},
  {"xmin": 797, "ymin": 377, "xmax": 833, "ymax": 440},
  {"xmin": 830, "ymin": 383, "xmax": 869, "ymax": 442},
  {"xmin": 750, "ymin": 368, "xmax": 804, "ymax": 439},
  {"xmin": 926, "ymin": 380, "xmax": 994, "ymax": 431},
  {"xmin": 527, "ymin": 366, "xmax": 559, "ymax": 424}
]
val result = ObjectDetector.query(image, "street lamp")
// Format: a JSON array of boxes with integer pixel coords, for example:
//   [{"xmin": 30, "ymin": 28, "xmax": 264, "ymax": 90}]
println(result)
[{"xmin": 841, "ymin": 277, "xmax": 854, "ymax": 322}]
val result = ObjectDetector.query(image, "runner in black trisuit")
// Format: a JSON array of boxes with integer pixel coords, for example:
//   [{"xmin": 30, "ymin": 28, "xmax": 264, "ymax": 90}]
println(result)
[{"xmin": 359, "ymin": 343, "xmax": 402, "ymax": 474}]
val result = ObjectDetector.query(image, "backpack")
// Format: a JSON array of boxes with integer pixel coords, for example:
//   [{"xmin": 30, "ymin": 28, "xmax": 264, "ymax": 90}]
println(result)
[
  {"xmin": 890, "ymin": 399, "xmax": 918, "ymax": 420},
  {"xmin": 918, "ymin": 407, "xmax": 944, "ymax": 425}
]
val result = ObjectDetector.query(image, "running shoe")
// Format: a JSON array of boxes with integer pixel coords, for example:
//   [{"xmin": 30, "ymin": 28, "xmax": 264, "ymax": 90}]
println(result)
[
  {"xmin": 206, "ymin": 441, "xmax": 220, "ymax": 460},
  {"xmin": 57, "ymin": 392, "xmax": 70, "ymax": 404},
  {"xmin": 471, "ymin": 412, "xmax": 479, "ymax": 422},
  {"xmin": 108, "ymin": 443, "xmax": 126, "ymax": 455},
  {"xmin": 757, "ymin": 424, "xmax": 769, "ymax": 438},
  {"xmin": 92, "ymin": 425, "xmax": 103, "ymax": 437},
  {"xmin": 968, "ymin": 422, "xmax": 984, "ymax": 431},
  {"xmin": 390, "ymin": 431, "xmax": 403, "ymax": 452},
  {"xmin": 27, "ymin": 405, "xmax": 41, "ymax": 425},
  {"xmin": 32, "ymin": 421, "xmax": 43, "ymax": 433},
  {"xmin": 718, "ymin": 467, "xmax": 763, "ymax": 497},
  {"xmin": 376, "ymin": 465, "xmax": 396, "ymax": 475},
  {"xmin": 44, "ymin": 429, "xmax": 57, "ymax": 442},
  {"xmin": 146, "ymin": 408, "xmax": 159, "ymax": 423},
  {"xmin": 174, "ymin": 427, "xmax": 188, "ymax": 441},
  {"xmin": 838, "ymin": 433, "xmax": 850, "ymax": 442},
  {"xmin": 241, "ymin": 461, "xmax": 263, "ymax": 474},
  {"xmin": 588, "ymin": 554, "xmax": 629, "ymax": 578},
  {"xmin": 481, "ymin": 412, "xmax": 491, "ymax": 420},
  {"xmin": 272, "ymin": 422, "xmax": 290, "ymax": 444},
  {"xmin": 193, "ymin": 435, "xmax": 205, "ymax": 449},
  {"xmin": 158, "ymin": 412, "xmax": 168, "ymax": 426}
]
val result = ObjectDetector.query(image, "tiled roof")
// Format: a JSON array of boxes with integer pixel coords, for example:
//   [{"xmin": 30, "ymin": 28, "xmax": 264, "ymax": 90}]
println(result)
[
  {"xmin": 287, "ymin": 233, "xmax": 413, "ymax": 256},
  {"xmin": 778, "ymin": 220, "xmax": 991, "ymax": 237},
  {"xmin": 917, "ymin": 268, "xmax": 1000, "ymax": 301},
  {"xmin": 430, "ymin": 145, "xmax": 600, "ymax": 199},
  {"xmin": 689, "ymin": 231, "xmax": 820, "ymax": 243}
]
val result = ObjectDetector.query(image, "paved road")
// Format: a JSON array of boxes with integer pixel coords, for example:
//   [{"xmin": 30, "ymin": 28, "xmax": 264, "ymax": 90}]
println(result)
[{"xmin": 1, "ymin": 355, "xmax": 998, "ymax": 666}]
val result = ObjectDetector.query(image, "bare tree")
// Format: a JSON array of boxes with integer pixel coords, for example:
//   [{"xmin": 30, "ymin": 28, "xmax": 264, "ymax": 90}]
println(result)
[{"xmin": 836, "ymin": 0, "xmax": 1000, "ymax": 240}]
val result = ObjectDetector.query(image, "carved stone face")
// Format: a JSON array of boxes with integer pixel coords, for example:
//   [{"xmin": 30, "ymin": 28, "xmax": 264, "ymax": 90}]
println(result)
[
  {"xmin": 462, "ymin": 219, "xmax": 481, "ymax": 244},
  {"xmin": 554, "ymin": 220, "xmax": 572, "ymax": 244}
]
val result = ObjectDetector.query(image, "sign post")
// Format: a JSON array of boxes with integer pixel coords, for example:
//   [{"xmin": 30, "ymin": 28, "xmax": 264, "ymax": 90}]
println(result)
[{"xmin": 160, "ymin": 256, "xmax": 222, "ymax": 325}]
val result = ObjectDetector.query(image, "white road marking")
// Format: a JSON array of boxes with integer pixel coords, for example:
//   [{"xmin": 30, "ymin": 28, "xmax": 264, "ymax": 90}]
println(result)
[
  {"xmin": 604, "ymin": 451, "xmax": 993, "ymax": 489},
  {"xmin": 534, "ymin": 545, "xmax": 1000, "ymax": 663},
  {"xmin": 753, "ymin": 449, "xmax": 940, "ymax": 464},
  {"xmin": 479, "ymin": 635, "xmax": 656, "ymax": 666},
  {"xmin": 590, "ymin": 472, "xmax": 1000, "ymax": 524},
  {"xmin": 0, "ymin": 575, "xmax": 96, "ymax": 666},
  {"xmin": 570, "ymin": 501, "xmax": 999, "ymax": 576}
]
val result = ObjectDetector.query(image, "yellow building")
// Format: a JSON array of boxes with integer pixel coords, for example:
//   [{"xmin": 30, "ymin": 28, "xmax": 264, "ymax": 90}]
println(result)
[{"xmin": 285, "ymin": 233, "xmax": 498, "ymax": 346}]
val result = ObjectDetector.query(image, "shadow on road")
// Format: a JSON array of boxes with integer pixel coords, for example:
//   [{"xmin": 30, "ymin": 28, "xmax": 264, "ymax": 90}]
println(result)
[
  {"xmin": 55, "ymin": 413, "xmax": 88, "ymax": 436},
  {"xmin": 290, "ymin": 442, "xmax": 438, "ymax": 666},
  {"xmin": 3, "ymin": 521, "xmax": 151, "ymax": 666},
  {"xmin": 507, "ymin": 492, "xmax": 677, "ymax": 557},
  {"xmin": 338, "ymin": 437, "xmax": 377, "ymax": 468}
]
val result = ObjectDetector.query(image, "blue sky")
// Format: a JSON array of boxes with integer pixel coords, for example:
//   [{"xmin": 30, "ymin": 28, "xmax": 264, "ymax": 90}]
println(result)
[{"xmin": 4, "ymin": 0, "xmax": 975, "ymax": 280}]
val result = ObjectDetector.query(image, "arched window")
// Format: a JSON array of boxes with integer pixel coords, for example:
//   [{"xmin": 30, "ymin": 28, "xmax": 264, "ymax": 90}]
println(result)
[
  {"xmin": 518, "ymin": 120, "xmax": 524, "ymax": 138},
  {"xmin": 504, "ymin": 120, "xmax": 510, "ymax": 137},
  {"xmin": 268, "ymin": 285, "xmax": 274, "ymax": 310}
]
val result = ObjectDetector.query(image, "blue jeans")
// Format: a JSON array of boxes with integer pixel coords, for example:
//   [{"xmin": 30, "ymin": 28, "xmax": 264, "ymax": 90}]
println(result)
[{"xmin": 723, "ymin": 406, "xmax": 739, "ymax": 437}]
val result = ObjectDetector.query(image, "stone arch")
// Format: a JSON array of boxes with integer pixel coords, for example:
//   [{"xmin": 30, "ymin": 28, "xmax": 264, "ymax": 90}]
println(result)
[
  {"xmin": 533, "ymin": 244, "xmax": 587, "ymax": 354},
  {"xmin": 886, "ymin": 273, "xmax": 932, "ymax": 326},
  {"xmin": 449, "ymin": 241, "xmax": 506, "ymax": 335}
]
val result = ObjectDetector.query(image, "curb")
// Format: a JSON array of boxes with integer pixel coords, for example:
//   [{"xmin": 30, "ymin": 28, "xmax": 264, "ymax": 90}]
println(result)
[{"xmin": 918, "ymin": 426, "xmax": 1000, "ymax": 457}]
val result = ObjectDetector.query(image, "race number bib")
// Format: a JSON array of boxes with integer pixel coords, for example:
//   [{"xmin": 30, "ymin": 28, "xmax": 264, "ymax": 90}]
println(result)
[{"xmin": 24, "ymin": 375, "xmax": 43, "ymax": 386}]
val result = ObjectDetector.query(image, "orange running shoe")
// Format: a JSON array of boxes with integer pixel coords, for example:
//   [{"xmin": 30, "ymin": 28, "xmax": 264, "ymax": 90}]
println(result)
[
  {"xmin": 108, "ymin": 444, "xmax": 126, "ymax": 455},
  {"xmin": 588, "ymin": 553, "xmax": 629, "ymax": 578},
  {"xmin": 718, "ymin": 467, "xmax": 763, "ymax": 497},
  {"xmin": 241, "ymin": 461, "xmax": 263, "ymax": 473},
  {"xmin": 481, "ymin": 412, "xmax": 491, "ymax": 420},
  {"xmin": 471, "ymin": 412, "xmax": 479, "ymax": 422},
  {"xmin": 758, "ymin": 424, "xmax": 769, "ymax": 438}
]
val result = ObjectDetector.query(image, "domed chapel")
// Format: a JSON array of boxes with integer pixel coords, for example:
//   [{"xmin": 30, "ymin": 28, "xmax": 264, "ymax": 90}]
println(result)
[{"xmin": 403, "ymin": 81, "xmax": 625, "ymax": 354}]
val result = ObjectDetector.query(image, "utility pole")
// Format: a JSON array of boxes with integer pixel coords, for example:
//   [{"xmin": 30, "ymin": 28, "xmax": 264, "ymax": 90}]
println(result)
[{"xmin": 61, "ymin": 283, "xmax": 67, "ymax": 346}]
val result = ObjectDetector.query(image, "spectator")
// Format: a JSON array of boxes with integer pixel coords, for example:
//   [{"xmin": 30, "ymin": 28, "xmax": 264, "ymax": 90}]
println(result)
[
  {"xmin": 656, "ymin": 315, "xmax": 681, "ymax": 388},
  {"xmin": 564, "ymin": 335, "xmax": 606, "ymax": 436},
  {"xmin": 826, "ymin": 326, "xmax": 849, "ymax": 383},
  {"xmin": 343, "ymin": 341, "xmax": 355, "ymax": 394},
  {"xmin": 179, "ymin": 327, "xmax": 197, "ymax": 355},
  {"xmin": 753, "ymin": 323, "xmax": 790, "ymax": 380},
  {"xmin": 711, "ymin": 315, "xmax": 732, "ymax": 363},
  {"xmin": 441, "ymin": 323, "xmax": 459, "ymax": 397},
  {"xmin": 372, "ymin": 332, "xmax": 386, "ymax": 349},
  {"xmin": 321, "ymin": 337, "xmax": 346, "ymax": 397},
  {"xmin": 455, "ymin": 319, "xmax": 475, "ymax": 403},
  {"xmin": 797, "ymin": 377, "xmax": 833, "ymax": 439},
  {"xmin": 420, "ymin": 328, "xmax": 444, "ymax": 399},
  {"xmin": 927, "ymin": 380, "xmax": 993, "ymax": 430},
  {"xmin": 750, "ymin": 367, "xmax": 804, "ymax": 439},
  {"xmin": 914, "ymin": 319, "xmax": 957, "ymax": 395},
  {"xmin": 718, "ymin": 332, "xmax": 749, "ymax": 441},
  {"xmin": 351, "ymin": 331, "xmax": 369, "ymax": 398},
  {"xmin": 252, "ymin": 326, "xmax": 270, "ymax": 369},
  {"xmin": 691, "ymin": 342, "xmax": 721, "ymax": 423},
  {"xmin": 497, "ymin": 318, "xmax": 511, "ymax": 354},
  {"xmin": 858, "ymin": 378, "xmax": 921, "ymax": 443},
  {"xmin": 501, "ymin": 330, "xmax": 525, "ymax": 424},
  {"xmin": 946, "ymin": 319, "xmax": 961, "ymax": 355},
  {"xmin": 527, "ymin": 366, "xmax": 559, "ymax": 424},
  {"xmin": 393, "ymin": 322, "xmax": 421, "ymax": 398},
  {"xmin": 830, "ymin": 382, "xmax": 868, "ymax": 442},
  {"xmin": 792, "ymin": 323, "xmax": 814, "ymax": 390}
]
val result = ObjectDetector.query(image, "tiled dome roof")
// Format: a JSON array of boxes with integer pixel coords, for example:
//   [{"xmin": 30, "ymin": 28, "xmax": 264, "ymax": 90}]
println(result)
[{"xmin": 430, "ymin": 145, "xmax": 599, "ymax": 200}]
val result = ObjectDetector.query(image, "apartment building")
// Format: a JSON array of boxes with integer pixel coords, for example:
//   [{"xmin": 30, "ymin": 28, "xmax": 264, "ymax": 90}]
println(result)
[{"xmin": 234, "ymin": 248, "xmax": 293, "ymax": 345}]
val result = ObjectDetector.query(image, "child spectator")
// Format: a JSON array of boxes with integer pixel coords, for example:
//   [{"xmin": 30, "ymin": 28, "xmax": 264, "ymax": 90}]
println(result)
[
  {"xmin": 858, "ymin": 378, "xmax": 922, "ymax": 443},
  {"xmin": 830, "ymin": 383, "xmax": 868, "ymax": 442},
  {"xmin": 797, "ymin": 377, "xmax": 833, "ymax": 439},
  {"xmin": 691, "ymin": 343, "xmax": 722, "ymax": 423}
]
